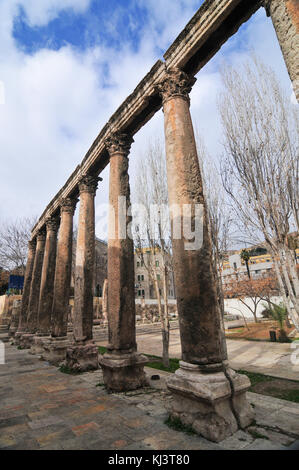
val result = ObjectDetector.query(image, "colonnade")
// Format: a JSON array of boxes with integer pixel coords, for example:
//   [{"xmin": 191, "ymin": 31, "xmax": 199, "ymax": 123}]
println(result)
[{"xmin": 13, "ymin": 0, "xmax": 299, "ymax": 442}]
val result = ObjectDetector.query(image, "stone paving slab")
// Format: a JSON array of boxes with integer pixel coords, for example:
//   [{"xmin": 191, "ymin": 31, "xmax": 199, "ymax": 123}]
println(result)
[{"xmin": 0, "ymin": 344, "xmax": 299, "ymax": 450}]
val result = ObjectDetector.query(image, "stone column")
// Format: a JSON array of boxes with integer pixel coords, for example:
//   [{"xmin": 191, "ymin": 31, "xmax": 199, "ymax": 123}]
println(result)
[
  {"xmin": 102, "ymin": 278, "xmax": 108, "ymax": 326},
  {"xmin": 265, "ymin": 0, "xmax": 299, "ymax": 102},
  {"xmin": 31, "ymin": 217, "xmax": 59, "ymax": 355},
  {"xmin": 43, "ymin": 197, "xmax": 77, "ymax": 365},
  {"xmin": 20, "ymin": 229, "xmax": 46, "ymax": 349},
  {"xmin": 99, "ymin": 132, "xmax": 147, "ymax": 392},
  {"xmin": 63, "ymin": 175, "xmax": 100, "ymax": 372},
  {"xmin": 157, "ymin": 67, "xmax": 253, "ymax": 442},
  {"xmin": 8, "ymin": 300, "xmax": 22, "ymax": 338},
  {"xmin": 14, "ymin": 239, "xmax": 36, "ymax": 345}
]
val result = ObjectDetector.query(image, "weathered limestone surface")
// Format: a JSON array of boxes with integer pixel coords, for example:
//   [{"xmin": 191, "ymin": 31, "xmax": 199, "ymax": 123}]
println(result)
[
  {"xmin": 51, "ymin": 198, "xmax": 77, "ymax": 338},
  {"xmin": 63, "ymin": 341, "xmax": 99, "ymax": 372},
  {"xmin": 64, "ymin": 175, "xmax": 99, "ymax": 372},
  {"xmin": 8, "ymin": 300, "xmax": 22, "ymax": 338},
  {"xmin": 15, "ymin": 240, "xmax": 36, "ymax": 342},
  {"xmin": 158, "ymin": 67, "xmax": 253, "ymax": 442},
  {"xmin": 44, "ymin": 198, "xmax": 77, "ymax": 365},
  {"xmin": 36, "ymin": 217, "xmax": 59, "ymax": 335},
  {"xmin": 158, "ymin": 68, "xmax": 226, "ymax": 367},
  {"xmin": 24, "ymin": 230, "xmax": 46, "ymax": 347},
  {"xmin": 166, "ymin": 362, "xmax": 253, "ymax": 443},
  {"xmin": 99, "ymin": 133, "xmax": 148, "ymax": 392},
  {"xmin": 73, "ymin": 175, "xmax": 99, "ymax": 342},
  {"xmin": 102, "ymin": 278, "xmax": 108, "ymax": 325},
  {"xmin": 266, "ymin": 0, "xmax": 299, "ymax": 102},
  {"xmin": 105, "ymin": 133, "xmax": 136, "ymax": 352},
  {"xmin": 30, "ymin": 336, "xmax": 51, "ymax": 356},
  {"xmin": 42, "ymin": 336, "xmax": 71, "ymax": 366}
]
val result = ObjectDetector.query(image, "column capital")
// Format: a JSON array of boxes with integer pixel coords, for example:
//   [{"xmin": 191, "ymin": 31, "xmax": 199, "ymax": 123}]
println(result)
[
  {"xmin": 78, "ymin": 174, "xmax": 101, "ymax": 195},
  {"xmin": 60, "ymin": 197, "xmax": 78, "ymax": 215},
  {"xmin": 45, "ymin": 216, "xmax": 60, "ymax": 233},
  {"xmin": 105, "ymin": 132, "xmax": 134, "ymax": 158},
  {"xmin": 157, "ymin": 67, "xmax": 196, "ymax": 105},
  {"xmin": 36, "ymin": 228, "xmax": 46, "ymax": 242},
  {"xmin": 28, "ymin": 238, "xmax": 36, "ymax": 250}
]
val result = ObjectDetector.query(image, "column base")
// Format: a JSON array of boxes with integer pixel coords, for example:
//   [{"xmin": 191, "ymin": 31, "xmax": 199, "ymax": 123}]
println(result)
[
  {"xmin": 30, "ymin": 335, "xmax": 51, "ymax": 355},
  {"xmin": 166, "ymin": 361, "xmax": 254, "ymax": 443},
  {"xmin": 13, "ymin": 331, "xmax": 24, "ymax": 346},
  {"xmin": 19, "ymin": 333, "xmax": 35, "ymax": 349},
  {"xmin": 8, "ymin": 327, "xmax": 18, "ymax": 338},
  {"xmin": 62, "ymin": 340, "xmax": 99, "ymax": 372},
  {"xmin": 99, "ymin": 351, "xmax": 148, "ymax": 392},
  {"xmin": 42, "ymin": 336, "xmax": 71, "ymax": 366}
]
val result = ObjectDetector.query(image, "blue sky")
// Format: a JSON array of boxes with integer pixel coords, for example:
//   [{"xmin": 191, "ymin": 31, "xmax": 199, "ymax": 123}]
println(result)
[
  {"xmin": 0, "ymin": 0, "xmax": 294, "ymax": 239},
  {"xmin": 13, "ymin": 1, "xmax": 151, "ymax": 54}
]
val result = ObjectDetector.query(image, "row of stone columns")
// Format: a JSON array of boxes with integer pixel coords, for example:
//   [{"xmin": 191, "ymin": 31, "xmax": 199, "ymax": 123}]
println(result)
[
  {"xmin": 14, "ymin": 67, "xmax": 253, "ymax": 442},
  {"xmin": 14, "ymin": 0, "xmax": 298, "ymax": 439}
]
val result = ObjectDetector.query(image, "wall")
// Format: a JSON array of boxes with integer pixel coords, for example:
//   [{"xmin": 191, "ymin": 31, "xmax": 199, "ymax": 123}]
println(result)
[{"xmin": 224, "ymin": 296, "xmax": 283, "ymax": 319}]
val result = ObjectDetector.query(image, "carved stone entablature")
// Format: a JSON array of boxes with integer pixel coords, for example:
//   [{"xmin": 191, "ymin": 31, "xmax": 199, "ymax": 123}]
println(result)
[
  {"xmin": 105, "ymin": 132, "xmax": 134, "ymax": 158},
  {"xmin": 28, "ymin": 238, "xmax": 37, "ymax": 250},
  {"xmin": 45, "ymin": 216, "xmax": 60, "ymax": 233},
  {"xmin": 78, "ymin": 174, "xmax": 101, "ymax": 195},
  {"xmin": 263, "ymin": 0, "xmax": 271, "ymax": 16},
  {"xmin": 157, "ymin": 67, "xmax": 196, "ymax": 104},
  {"xmin": 36, "ymin": 228, "xmax": 46, "ymax": 242},
  {"xmin": 60, "ymin": 197, "xmax": 78, "ymax": 215}
]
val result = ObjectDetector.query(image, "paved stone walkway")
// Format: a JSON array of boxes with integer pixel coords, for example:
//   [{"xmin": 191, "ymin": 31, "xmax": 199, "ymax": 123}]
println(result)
[{"xmin": 1, "ymin": 343, "xmax": 299, "ymax": 450}]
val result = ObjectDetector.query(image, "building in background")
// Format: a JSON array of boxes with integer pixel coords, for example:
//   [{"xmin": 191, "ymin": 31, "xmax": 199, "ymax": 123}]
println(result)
[
  {"xmin": 134, "ymin": 248, "xmax": 175, "ymax": 300},
  {"xmin": 71, "ymin": 237, "xmax": 107, "ymax": 297},
  {"xmin": 221, "ymin": 248, "xmax": 299, "ymax": 287}
]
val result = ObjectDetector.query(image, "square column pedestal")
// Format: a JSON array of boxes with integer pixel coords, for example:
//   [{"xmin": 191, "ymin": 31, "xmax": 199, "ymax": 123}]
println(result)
[
  {"xmin": 13, "ymin": 331, "xmax": 24, "ymax": 346},
  {"xmin": 166, "ymin": 361, "xmax": 254, "ymax": 443},
  {"xmin": 99, "ymin": 351, "xmax": 148, "ymax": 392},
  {"xmin": 30, "ymin": 335, "xmax": 51, "ymax": 355},
  {"xmin": 62, "ymin": 341, "xmax": 99, "ymax": 372},
  {"xmin": 19, "ymin": 333, "xmax": 35, "ymax": 349},
  {"xmin": 42, "ymin": 336, "xmax": 71, "ymax": 366}
]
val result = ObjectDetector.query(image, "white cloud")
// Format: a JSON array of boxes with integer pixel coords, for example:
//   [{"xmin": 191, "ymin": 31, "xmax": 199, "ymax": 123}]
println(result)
[
  {"xmin": 14, "ymin": 0, "xmax": 91, "ymax": 27},
  {"xmin": 0, "ymin": 0, "xmax": 294, "ymax": 240}
]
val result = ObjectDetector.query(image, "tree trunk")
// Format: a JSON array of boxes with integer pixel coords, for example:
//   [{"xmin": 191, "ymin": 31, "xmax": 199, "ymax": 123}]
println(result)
[
  {"xmin": 245, "ymin": 260, "xmax": 251, "ymax": 279},
  {"xmin": 161, "ymin": 266, "xmax": 170, "ymax": 368},
  {"xmin": 153, "ymin": 274, "xmax": 162, "ymax": 323},
  {"xmin": 269, "ymin": 247, "xmax": 299, "ymax": 332}
]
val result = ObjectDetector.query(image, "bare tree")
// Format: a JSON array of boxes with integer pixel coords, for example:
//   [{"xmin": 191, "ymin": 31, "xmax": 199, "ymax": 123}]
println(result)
[
  {"xmin": 0, "ymin": 216, "xmax": 37, "ymax": 273},
  {"xmin": 196, "ymin": 134, "xmax": 233, "ymax": 318},
  {"xmin": 218, "ymin": 56, "xmax": 299, "ymax": 331},
  {"xmin": 133, "ymin": 139, "xmax": 172, "ymax": 367}
]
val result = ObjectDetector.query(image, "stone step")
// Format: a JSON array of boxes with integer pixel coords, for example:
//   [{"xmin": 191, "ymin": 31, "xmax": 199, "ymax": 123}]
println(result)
[{"xmin": 0, "ymin": 333, "xmax": 10, "ymax": 343}]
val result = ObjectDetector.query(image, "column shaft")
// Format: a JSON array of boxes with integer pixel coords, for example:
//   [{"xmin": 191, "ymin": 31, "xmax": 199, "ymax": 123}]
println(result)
[
  {"xmin": 26, "ymin": 230, "xmax": 46, "ymax": 333},
  {"xmin": 266, "ymin": 0, "xmax": 299, "ymax": 102},
  {"xmin": 17, "ymin": 239, "xmax": 36, "ymax": 334},
  {"xmin": 157, "ymin": 67, "xmax": 253, "ymax": 442},
  {"xmin": 37, "ymin": 217, "xmax": 59, "ymax": 335},
  {"xmin": 107, "ymin": 140, "xmax": 136, "ymax": 353},
  {"xmin": 51, "ymin": 199, "xmax": 76, "ymax": 338},
  {"xmin": 159, "ymin": 69, "xmax": 226, "ymax": 368},
  {"xmin": 99, "ymin": 133, "xmax": 147, "ymax": 392},
  {"xmin": 73, "ymin": 175, "xmax": 98, "ymax": 342}
]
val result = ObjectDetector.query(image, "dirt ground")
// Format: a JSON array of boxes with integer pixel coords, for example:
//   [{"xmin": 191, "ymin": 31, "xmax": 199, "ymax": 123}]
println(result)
[
  {"xmin": 250, "ymin": 377, "xmax": 299, "ymax": 402},
  {"xmin": 225, "ymin": 321, "xmax": 296, "ymax": 341}
]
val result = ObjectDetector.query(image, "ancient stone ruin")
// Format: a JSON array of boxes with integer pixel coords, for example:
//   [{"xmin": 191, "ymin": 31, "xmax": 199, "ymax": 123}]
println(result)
[{"xmin": 14, "ymin": 0, "xmax": 299, "ymax": 442}]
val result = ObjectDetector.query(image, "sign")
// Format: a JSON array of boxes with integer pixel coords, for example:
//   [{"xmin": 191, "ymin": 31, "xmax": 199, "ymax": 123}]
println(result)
[{"xmin": 8, "ymin": 275, "xmax": 24, "ymax": 290}]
